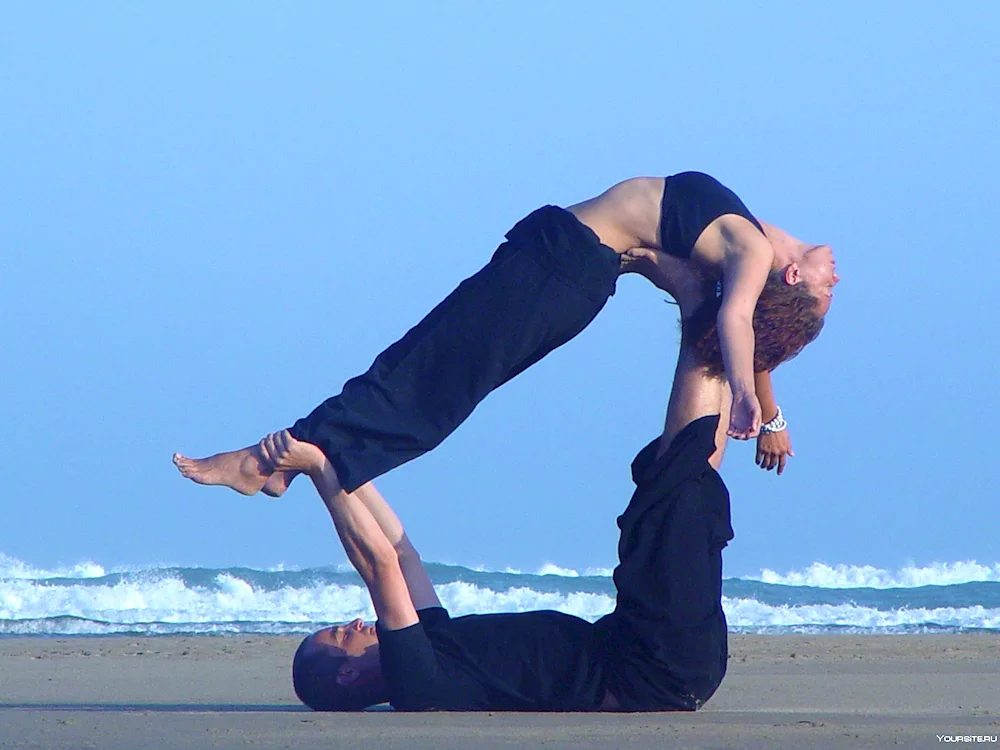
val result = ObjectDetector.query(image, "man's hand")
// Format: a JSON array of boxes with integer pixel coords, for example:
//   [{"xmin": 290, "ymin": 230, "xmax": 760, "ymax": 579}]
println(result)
[
  {"xmin": 728, "ymin": 390, "xmax": 762, "ymax": 439},
  {"xmin": 756, "ymin": 430, "xmax": 794, "ymax": 475},
  {"xmin": 258, "ymin": 430, "xmax": 327, "ymax": 477}
]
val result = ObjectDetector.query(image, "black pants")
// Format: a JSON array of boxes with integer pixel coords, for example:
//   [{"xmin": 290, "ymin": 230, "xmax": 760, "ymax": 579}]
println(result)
[
  {"xmin": 595, "ymin": 415, "xmax": 734, "ymax": 711},
  {"xmin": 289, "ymin": 206, "xmax": 620, "ymax": 492}
]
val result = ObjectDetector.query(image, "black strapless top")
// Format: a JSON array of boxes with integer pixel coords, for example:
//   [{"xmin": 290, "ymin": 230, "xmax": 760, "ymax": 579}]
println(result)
[{"xmin": 659, "ymin": 172, "xmax": 764, "ymax": 258}]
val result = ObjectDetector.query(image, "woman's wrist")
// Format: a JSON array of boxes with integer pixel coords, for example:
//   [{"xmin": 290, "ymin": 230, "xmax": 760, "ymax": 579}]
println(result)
[{"xmin": 760, "ymin": 406, "xmax": 787, "ymax": 433}]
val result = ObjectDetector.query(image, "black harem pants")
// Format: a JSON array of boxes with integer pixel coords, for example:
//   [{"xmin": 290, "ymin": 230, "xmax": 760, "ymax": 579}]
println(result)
[
  {"xmin": 595, "ymin": 415, "xmax": 734, "ymax": 711},
  {"xmin": 288, "ymin": 206, "xmax": 621, "ymax": 492}
]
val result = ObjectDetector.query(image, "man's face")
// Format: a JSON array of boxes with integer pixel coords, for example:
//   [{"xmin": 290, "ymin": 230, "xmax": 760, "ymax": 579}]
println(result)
[{"xmin": 310, "ymin": 618, "xmax": 379, "ymax": 657}]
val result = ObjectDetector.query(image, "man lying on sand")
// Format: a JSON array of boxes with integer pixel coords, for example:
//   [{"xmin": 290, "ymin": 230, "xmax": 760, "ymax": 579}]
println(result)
[{"xmin": 269, "ymin": 264, "xmax": 740, "ymax": 711}]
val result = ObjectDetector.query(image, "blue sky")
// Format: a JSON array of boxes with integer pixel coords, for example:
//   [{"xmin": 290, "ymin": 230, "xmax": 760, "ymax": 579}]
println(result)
[{"xmin": 2, "ymin": 2, "xmax": 998, "ymax": 577}]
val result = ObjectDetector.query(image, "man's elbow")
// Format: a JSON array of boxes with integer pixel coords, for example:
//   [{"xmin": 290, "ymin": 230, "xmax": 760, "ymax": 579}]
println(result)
[
  {"xmin": 349, "ymin": 537, "xmax": 401, "ymax": 587},
  {"xmin": 368, "ymin": 543, "xmax": 402, "ymax": 577}
]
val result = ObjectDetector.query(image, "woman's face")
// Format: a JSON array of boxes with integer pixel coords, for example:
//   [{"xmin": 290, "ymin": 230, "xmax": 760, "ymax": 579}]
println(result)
[{"xmin": 796, "ymin": 244, "xmax": 840, "ymax": 313}]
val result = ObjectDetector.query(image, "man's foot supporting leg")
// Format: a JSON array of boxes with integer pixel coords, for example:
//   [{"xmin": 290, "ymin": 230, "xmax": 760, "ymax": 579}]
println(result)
[
  {"xmin": 653, "ymin": 257, "xmax": 728, "ymax": 465},
  {"xmin": 172, "ymin": 445, "xmax": 272, "ymax": 496}
]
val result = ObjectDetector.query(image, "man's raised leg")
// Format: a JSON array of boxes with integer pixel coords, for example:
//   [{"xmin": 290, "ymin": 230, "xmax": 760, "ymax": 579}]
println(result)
[
  {"xmin": 650, "ymin": 256, "xmax": 730, "ymax": 467},
  {"xmin": 600, "ymin": 261, "xmax": 735, "ymax": 712}
]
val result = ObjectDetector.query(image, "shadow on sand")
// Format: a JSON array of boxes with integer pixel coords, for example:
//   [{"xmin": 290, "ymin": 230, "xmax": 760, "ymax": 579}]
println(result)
[{"xmin": 0, "ymin": 703, "xmax": 306, "ymax": 713}]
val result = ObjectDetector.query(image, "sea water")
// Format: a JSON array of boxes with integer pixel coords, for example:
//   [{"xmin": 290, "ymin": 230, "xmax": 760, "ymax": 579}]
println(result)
[{"xmin": 2, "ymin": 554, "xmax": 998, "ymax": 636}]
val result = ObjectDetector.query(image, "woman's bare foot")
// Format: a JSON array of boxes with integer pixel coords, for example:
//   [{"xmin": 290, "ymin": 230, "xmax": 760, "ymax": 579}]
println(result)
[
  {"xmin": 259, "ymin": 431, "xmax": 328, "ymax": 475},
  {"xmin": 172, "ymin": 446, "xmax": 271, "ymax": 496},
  {"xmin": 261, "ymin": 470, "xmax": 300, "ymax": 498}
]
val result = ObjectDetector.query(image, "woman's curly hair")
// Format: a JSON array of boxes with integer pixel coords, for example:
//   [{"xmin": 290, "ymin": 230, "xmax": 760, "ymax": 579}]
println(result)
[{"xmin": 685, "ymin": 272, "xmax": 826, "ymax": 378}]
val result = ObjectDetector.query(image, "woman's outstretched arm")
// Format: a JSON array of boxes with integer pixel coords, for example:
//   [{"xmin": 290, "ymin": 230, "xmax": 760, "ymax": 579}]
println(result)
[
  {"xmin": 754, "ymin": 370, "xmax": 794, "ymax": 475},
  {"xmin": 716, "ymin": 216, "xmax": 773, "ymax": 439}
]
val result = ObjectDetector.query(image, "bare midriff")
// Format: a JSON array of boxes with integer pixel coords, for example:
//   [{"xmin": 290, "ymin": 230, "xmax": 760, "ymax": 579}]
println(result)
[{"xmin": 566, "ymin": 177, "xmax": 664, "ymax": 254}]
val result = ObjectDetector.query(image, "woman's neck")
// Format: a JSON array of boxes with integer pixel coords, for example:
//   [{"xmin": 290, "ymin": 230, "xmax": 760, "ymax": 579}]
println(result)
[{"xmin": 758, "ymin": 220, "xmax": 807, "ymax": 269}]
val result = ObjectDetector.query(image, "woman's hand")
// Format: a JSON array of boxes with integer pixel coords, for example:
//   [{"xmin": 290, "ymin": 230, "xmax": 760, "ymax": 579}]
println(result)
[
  {"xmin": 756, "ymin": 429, "xmax": 794, "ymax": 475},
  {"xmin": 728, "ymin": 390, "xmax": 762, "ymax": 439},
  {"xmin": 258, "ymin": 430, "xmax": 327, "ymax": 477}
]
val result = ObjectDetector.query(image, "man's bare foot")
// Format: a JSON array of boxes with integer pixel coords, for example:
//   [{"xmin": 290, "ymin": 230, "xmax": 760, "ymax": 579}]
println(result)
[
  {"xmin": 172, "ymin": 446, "xmax": 271, "ymax": 496},
  {"xmin": 261, "ymin": 470, "xmax": 300, "ymax": 498}
]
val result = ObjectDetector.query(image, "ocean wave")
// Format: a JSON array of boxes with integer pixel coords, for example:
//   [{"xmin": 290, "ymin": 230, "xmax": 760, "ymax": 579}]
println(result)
[
  {"xmin": 8, "ymin": 554, "xmax": 999, "ymax": 590},
  {"xmin": 3, "ymin": 553, "xmax": 999, "ymax": 637},
  {"xmin": 0, "ymin": 573, "xmax": 613, "ymax": 630},
  {"xmin": 466, "ymin": 562, "xmax": 614, "ymax": 578},
  {"xmin": 436, "ymin": 582, "xmax": 614, "ymax": 621},
  {"xmin": 746, "ymin": 561, "xmax": 1000, "ymax": 589},
  {"xmin": 533, "ymin": 563, "xmax": 614, "ymax": 578},
  {"xmin": 0, "ymin": 572, "xmax": 375, "ymax": 626},
  {"xmin": 723, "ymin": 596, "xmax": 1000, "ymax": 631},
  {"xmin": 0, "ymin": 553, "xmax": 108, "ymax": 581},
  {"xmin": 2, "ymin": 568, "xmax": 998, "ymax": 636}
]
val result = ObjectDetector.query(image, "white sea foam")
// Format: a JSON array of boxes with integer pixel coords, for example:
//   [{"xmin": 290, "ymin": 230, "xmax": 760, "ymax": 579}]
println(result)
[
  {"xmin": 747, "ymin": 561, "xmax": 1000, "ymax": 589},
  {"xmin": 3, "ymin": 553, "xmax": 999, "ymax": 636},
  {"xmin": 723, "ymin": 596, "xmax": 1000, "ymax": 631},
  {"xmin": 436, "ymin": 582, "xmax": 614, "ymax": 621},
  {"xmin": 467, "ymin": 564, "xmax": 525, "ymax": 575},
  {"xmin": 7, "ymin": 553, "xmax": 998, "ymax": 589},
  {"xmin": 539, "ymin": 565, "xmax": 615, "ymax": 578},
  {"xmin": 467, "ymin": 563, "xmax": 613, "ymax": 578},
  {"xmin": 0, "ymin": 553, "xmax": 107, "ymax": 581},
  {"xmin": 0, "ymin": 573, "xmax": 612, "ymax": 629},
  {"xmin": 536, "ymin": 563, "xmax": 580, "ymax": 577},
  {"xmin": 0, "ymin": 572, "xmax": 377, "ymax": 626},
  {"xmin": 3, "ymin": 568, "xmax": 998, "ymax": 635}
]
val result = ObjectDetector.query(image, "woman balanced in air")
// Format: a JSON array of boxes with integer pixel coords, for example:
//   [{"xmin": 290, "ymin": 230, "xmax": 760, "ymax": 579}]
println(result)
[{"xmin": 174, "ymin": 172, "xmax": 837, "ymax": 497}]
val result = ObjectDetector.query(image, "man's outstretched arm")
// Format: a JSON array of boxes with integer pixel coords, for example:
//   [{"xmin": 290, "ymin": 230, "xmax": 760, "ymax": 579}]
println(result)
[
  {"xmin": 352, "ymin": 483, "xmax": 441, "ymax": 611},
  {"xmin": 259, "ymin": 431, "xmax": 421, "ymax": 630}
]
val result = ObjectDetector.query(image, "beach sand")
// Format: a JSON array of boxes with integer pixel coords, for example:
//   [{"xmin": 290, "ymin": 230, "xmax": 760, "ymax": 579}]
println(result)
[{"xmin": 2, "ymin": 634, "xmax": 998, "ymax": 749}]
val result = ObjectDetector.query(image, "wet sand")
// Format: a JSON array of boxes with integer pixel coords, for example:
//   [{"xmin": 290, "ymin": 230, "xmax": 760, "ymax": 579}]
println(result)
[{"xmin": 2, "ymin": 634, "xmax": 998, "ymax": 749}]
